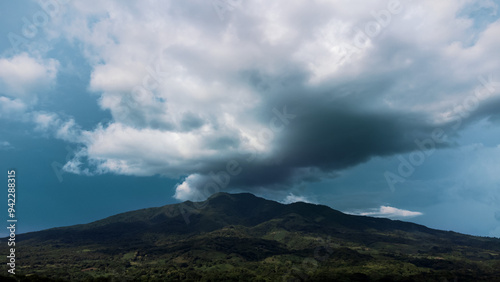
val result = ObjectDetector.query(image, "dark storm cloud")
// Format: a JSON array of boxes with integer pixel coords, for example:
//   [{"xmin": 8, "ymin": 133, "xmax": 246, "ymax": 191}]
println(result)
[
  {"xmin": 185, "ymin": 94, "xmax": 450, "ymax": 196},
  {"xmin": 178, "ymin": 66, "xmax": 498, "ymax": 196}
]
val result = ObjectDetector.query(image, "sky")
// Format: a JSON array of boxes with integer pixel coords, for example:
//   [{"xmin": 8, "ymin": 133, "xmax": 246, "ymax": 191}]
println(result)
[{"xmin": 1, "ymin": 0, "xmax": 500, "ymax": 238}]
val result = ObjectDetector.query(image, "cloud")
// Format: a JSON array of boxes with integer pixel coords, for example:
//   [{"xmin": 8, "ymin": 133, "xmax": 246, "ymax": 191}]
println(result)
[
  {"xmin": 32, "ymin": 112, "xmax": 83, "ymax": 143},
  {"xmin": 0, "ymin": 53, "xmax": 58, "ymax": 99},
  {"xmin": 0, "ymin": 54, "xmax": 59, "ymax": 121},
  {"xmin": 33, "ymin": 112, "xmax": 60, "ymax": 131},
  {"xmin": 40, "ymin": 0, "xmax": 500, "ymax": 200},
  {"xmin": 281, "ymin": 193, "xmax": 316, "ymax": 204},
  {"xmin": 349, "ymin": 206, "xmax": 423, "ymax": 218},
  {"xmin": 173, "ymin": 174, "xmax": 206, "ymax": 201},
  {"xmin": 0, "ymin": 141, "xmax": 13, "ymax": 150},
  {"xmin": 0, "ymin": 96, "xmax": 27, "ymax": 119}
]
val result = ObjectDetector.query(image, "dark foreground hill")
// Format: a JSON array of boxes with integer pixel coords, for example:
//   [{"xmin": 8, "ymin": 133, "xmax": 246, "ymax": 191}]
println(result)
[{"xmin": 2, "ymin": 192, "xmax": 500, "ymax": 281}]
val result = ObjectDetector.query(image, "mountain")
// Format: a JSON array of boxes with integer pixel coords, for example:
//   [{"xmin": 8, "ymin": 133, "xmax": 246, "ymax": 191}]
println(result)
[{"xmin": 3, "ymin": 192, "xmax": 500, "ymax": 281}]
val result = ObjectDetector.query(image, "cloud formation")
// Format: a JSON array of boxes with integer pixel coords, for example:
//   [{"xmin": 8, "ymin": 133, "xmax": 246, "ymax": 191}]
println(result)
[
  {"xmin": 350, "ymin": 206, "xmax": 423, "ymax": 218},
  {"xmin": 37, "ymin": 0, "xmax": 500, "ymax": 200},
  {"xmin": 281, "ymin": 193, "xmax": 316, "ymax": 205},
  {"xmin": 0, "ymin": 53, "xmax": 58, "ymax": 98},
  {"xmin": 0, "ymin": 53, "xmax": 59, "ymax": 119}
]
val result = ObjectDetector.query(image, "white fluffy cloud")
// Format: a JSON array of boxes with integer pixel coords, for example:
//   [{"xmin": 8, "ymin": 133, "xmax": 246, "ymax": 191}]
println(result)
[
  {"xmin": 0, "ymin": 53, "xmax": 59, "ymax": 119},
  {"xmin": 350, "ymin": 206, "xmax": 423, "ymax": 218},
  {"xmin": 173, "ymin": 174, "xmax": 206, "ymax": 201},
  {"xmin": 41, "ymin": 0, "xmax": 500, "ymax": 200},
  {"xmin": 33, "ymin": 112, "xmax": 59, "ymax": 131},
  {"xmin": 32, "ymin": 111, "xmax": 82, "ymax": 143},
  {"xmin": 0, "ymin": 53, "xmax": 58, "ymax": 99}
]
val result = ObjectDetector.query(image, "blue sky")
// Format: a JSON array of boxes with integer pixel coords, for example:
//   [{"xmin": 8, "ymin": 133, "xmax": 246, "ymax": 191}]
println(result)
[{"xmin": 1, "ymin": 0, "xmax": 500, "ymax": 238}]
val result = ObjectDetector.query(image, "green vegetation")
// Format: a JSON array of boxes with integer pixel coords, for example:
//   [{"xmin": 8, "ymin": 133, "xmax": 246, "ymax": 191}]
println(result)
[{"xmin": 2, "ymin": 193, "xmax": 500, "ymax": 281}]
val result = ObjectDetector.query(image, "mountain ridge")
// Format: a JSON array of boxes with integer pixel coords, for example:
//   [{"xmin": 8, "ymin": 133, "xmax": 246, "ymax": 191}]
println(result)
[
  {"xmin": 17, "ymin": 192, "xmax": 442, "ymax": 240},
  {"xmin": 4, "ymin": 192, "xmax": 500, "ymax": 281}
]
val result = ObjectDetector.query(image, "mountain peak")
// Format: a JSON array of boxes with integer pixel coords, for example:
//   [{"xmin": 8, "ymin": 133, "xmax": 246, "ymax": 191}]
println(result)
[{"xmin": 207, "ymin": 192, "xmax": 260, "ymax": 200}]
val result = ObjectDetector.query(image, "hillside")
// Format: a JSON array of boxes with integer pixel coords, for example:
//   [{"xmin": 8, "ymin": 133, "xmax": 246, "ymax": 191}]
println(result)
[{"xmin": 2, "ymin": 192, "xmax": 500, "ymax": 281}]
